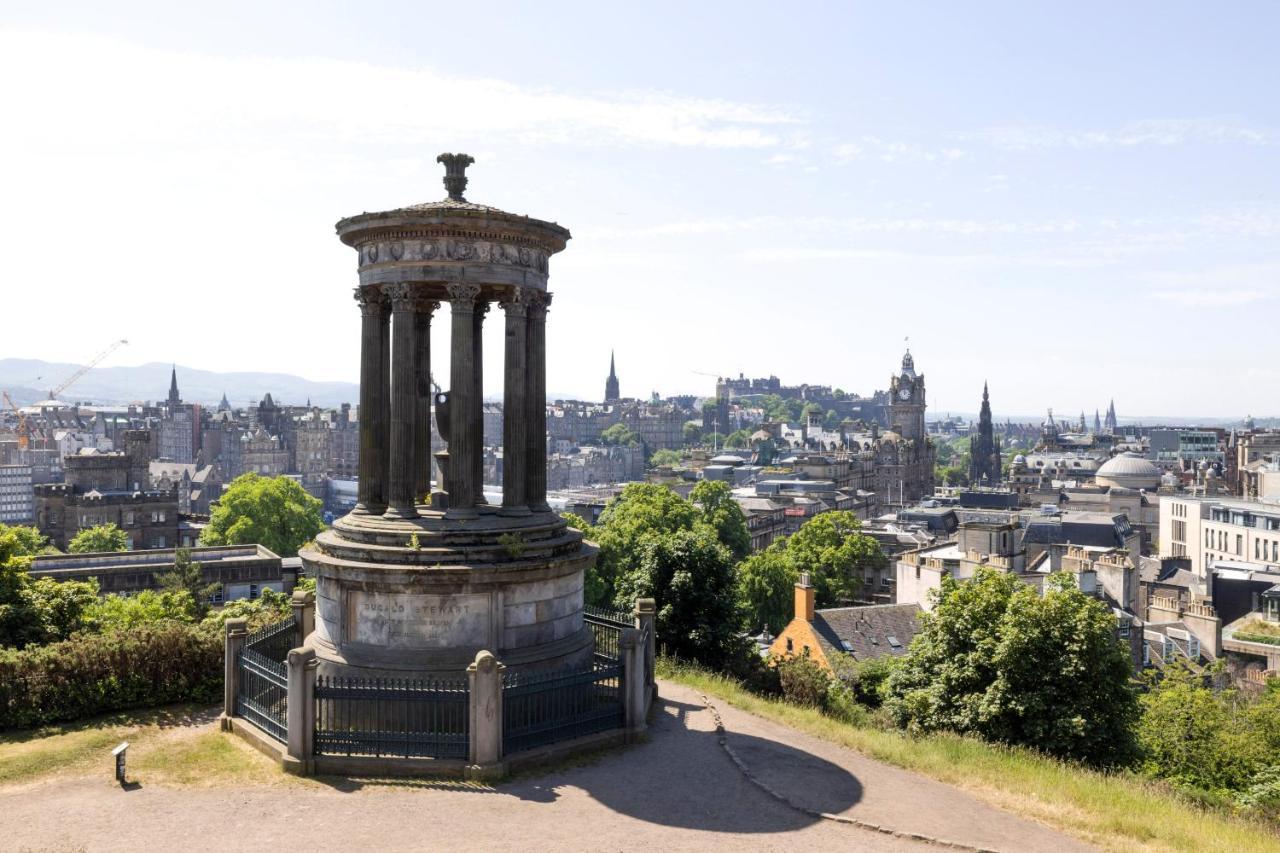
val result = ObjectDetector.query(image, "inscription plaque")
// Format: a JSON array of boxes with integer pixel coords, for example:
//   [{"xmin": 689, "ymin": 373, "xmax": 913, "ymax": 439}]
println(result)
[{"xmin": 347, "ymin": 591, "xmax": 491, "ymax": 649}]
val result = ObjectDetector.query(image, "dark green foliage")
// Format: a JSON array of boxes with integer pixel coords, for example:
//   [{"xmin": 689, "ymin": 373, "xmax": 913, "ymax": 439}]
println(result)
[
  {"xmin": 0, "ymin": 623, "xmax": 222, "ymax": 729},
  {"xmin": 649, "ymin": 448, "xmax": 683, "ymax": 467},
  {"xmin": 778, "ymin": 650, "xmax": 828, "ymax": 707},
  {"xmin": 1, "ymin": 528, "xmax": 99, "ymax": 649},
  {"xmin": 157, "ymin": 548, "xmax": 219, "ymax": 619},
  {"xmin": 613, "ymin": 526, "xmax": 749, "ymax": 670},
  {"xmin": 0, "ymin": 524, "xmax": 50, "ymax": 556},
  {"xmin": 200, "ymin": 472, "xmax": 325, "ymax": 558},
  {"xmin": 599, "ymin": 423, "xmax": 640, "ymax": 446},
  {"xmin": 690, "ymin": 480, "xmax": 751, "ymax": 563},
  {"xmin": 723, "ymin": 429, "xmax": 751, "ymax": 449},
  {"xmin": 887, "ymin": 568, "xmax": 1139, "ymax": 767},
  {"xmin": 736, "ymin": 542, "xmax": 796, "ymax": 634}
]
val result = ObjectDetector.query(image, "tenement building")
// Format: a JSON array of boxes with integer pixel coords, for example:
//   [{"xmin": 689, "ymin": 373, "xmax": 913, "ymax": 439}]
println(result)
[{"xmin": 34, "ymin": 429, "xmax": 178, "ymax": 550}]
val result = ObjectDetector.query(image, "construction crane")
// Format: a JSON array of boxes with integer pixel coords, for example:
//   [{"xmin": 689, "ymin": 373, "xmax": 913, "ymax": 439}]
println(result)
[
  {"xmin": 48, "ymin": 339, "xmax": 129, "ymax": 401},
  {"xmin": 2, "ymin": 391, "xmax": 29, "ymax": 449}
]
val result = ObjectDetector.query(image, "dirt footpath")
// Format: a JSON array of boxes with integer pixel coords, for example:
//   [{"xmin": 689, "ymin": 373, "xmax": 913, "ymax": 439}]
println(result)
[{"xmin": 0, "ymin": 681, "xmax": 1090, "ymax": 853}]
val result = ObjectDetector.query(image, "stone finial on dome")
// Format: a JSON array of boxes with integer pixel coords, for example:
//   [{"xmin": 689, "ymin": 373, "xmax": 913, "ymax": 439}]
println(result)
[{"xmin": 437, "ymin": 152, "xmax": 475, "ymax": 201}]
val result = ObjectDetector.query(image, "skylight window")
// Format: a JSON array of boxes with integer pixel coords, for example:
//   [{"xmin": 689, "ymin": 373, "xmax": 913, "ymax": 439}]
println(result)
[{"xmin": 886, "ymin": 636, "xmax": 902, "ymax": 648}]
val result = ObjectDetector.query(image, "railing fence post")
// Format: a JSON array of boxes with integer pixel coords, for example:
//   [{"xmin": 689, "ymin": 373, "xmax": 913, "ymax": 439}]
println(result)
[
  {"xmin": 221, "ymin": 618, "xmax": 248, "ymax": 730},
  {"xmin": 291, "ymin": 589, "xmax": 315, "ymax": 648},
  {"xmin": 634, "ymin": 598, "xmax": 657, "ymax": 705},
  {"xmin": 466, "ymin": 650, "xmax": 506, "ymax": 780},
  {"xmin": 620, "ymin": 627, "xmax": 646, "ymax": 739},
  {"xmin": 285, "ymin": 647, "xmax": 317, "ymax": 774}
]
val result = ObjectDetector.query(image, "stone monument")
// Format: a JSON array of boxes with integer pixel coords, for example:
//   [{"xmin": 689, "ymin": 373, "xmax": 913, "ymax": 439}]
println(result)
[{"xmin": 300, "ymin": 154, "xmax": 595, "ymax": 679}]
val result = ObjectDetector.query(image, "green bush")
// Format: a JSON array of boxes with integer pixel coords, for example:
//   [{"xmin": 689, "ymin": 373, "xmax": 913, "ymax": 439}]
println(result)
[
  {"xmin": 0, "ymin": 623, "xmax": 222, "ymax": 730},
  {"xmin": 778, "ymin": 651, "xmax": 828, "ymax": 707}
]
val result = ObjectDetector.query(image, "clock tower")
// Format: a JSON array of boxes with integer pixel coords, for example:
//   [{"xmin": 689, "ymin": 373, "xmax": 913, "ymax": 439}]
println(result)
[{"xmin": 888, "ymin": 348, "xmax": 926, "ymax": 443}]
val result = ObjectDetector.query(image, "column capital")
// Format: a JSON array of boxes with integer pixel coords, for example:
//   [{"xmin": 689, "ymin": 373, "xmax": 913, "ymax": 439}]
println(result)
[
  {"xmin": 384, "ymin": 282, "xmax": 416, "ymax": 310},
  {"xmin": 447, "ymin": 282, "xmax": 482, "ymax": 308},
  {"xmin": 500, "ymin": 289, "xmax": 529, "ymax": 317},
  {"xmin": 527, "ymin": 290, "xmax": 552, "ymax": 317},
  {"xmin": 415, "ymin": 298, "xmax": 442, "ymax": 317},
  {"xmin": 353, "ymin": 286, "xmax": 385, "ymax": 315}
]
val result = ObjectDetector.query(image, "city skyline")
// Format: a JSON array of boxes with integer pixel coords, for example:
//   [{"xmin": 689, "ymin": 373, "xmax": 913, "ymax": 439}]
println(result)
[{"xmin": 2, "ymin": 2, "xmax": 1278, "ymax": 415}]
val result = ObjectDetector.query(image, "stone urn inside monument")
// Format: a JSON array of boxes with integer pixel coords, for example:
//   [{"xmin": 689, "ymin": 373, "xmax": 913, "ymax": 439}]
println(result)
[{"xmin": 299, "ymin": 154, "xmax": 595, "ymax": 680}]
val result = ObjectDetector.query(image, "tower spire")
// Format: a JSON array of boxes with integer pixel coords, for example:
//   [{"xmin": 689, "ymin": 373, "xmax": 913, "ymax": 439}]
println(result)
[
  {"xmin": 604, "ymin": 349, "xmax": 620, "ymax": 402},
  {"xmin": 167, "ymin": 364, "xmax": 180, "ymax": 407}
]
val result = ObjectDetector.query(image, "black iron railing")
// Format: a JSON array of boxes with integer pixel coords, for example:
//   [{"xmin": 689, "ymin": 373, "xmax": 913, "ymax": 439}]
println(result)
[
  {"xmin": 584, "ymin": 606, "xmax": 631, "ymax": 664},
  {"xmin": 314, "ymin": 676, "xmax": 470, "ymax": 760},
  {"xmin": 235, "ymin": 619, "xmax": 294, "ymax": 744},
  {"xmin": 502, "ymin": 663, "xmax": 624, "ymax": 754}
]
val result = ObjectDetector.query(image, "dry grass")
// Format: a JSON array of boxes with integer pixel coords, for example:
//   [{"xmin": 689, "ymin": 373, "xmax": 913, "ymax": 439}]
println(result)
[{"xmin": 660, "ymin": 660, "xmax": 1280, "ymax": 853}]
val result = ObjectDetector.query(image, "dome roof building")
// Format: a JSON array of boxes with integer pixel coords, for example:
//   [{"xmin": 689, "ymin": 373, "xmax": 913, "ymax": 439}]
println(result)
[{"xmin": 1095, "ymin": 453, "xmax": 1161, "ymax": 491}]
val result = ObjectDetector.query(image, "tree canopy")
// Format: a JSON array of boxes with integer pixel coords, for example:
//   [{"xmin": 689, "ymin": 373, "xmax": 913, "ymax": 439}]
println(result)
[
  {"xmin": 886, "ymin": 568, "xmax": 1138, "ymax": 767},
  {"xmin": 723, "ymin": 429, "xmax": 751, "ymax": 449},
  {"xmin": 599, "ymin": 423, "xmax": 640, "ymax": 447},
  {"xmin": 690, "ymin": 480, "xmax": 750, "ymax": 563},
  {"xmin": 649, "ymin": 448, "xmax": 683, "ymax": 468},
  {"xmin": 736, "ymin": 510, "xmax": 884, "ymax": 632},
  {"xmin": 68, "ymin": 523, "xmax": 129, "ymax": 554},
  {"xmin": 157, "ymin": 548, "xmax": 219, "ymax": 619},
  {"xmin": 200, "ymin": 473, "xmax": 325, "ymax": 558},
  {"xmin": 1, "ymin": 527, "xmax": 99, "ymax": 649}
]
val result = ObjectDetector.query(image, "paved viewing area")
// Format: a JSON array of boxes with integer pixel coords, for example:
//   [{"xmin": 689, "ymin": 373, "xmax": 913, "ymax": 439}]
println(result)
[{"xmin": 0, "ymin": 681, "xmax": 1087, "ymax": 852}]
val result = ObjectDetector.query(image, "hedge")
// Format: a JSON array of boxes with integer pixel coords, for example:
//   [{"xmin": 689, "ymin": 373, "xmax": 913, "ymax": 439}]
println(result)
[{"xmin": 0, "ymin": 623, "xmax": 222, "ymax": 730}]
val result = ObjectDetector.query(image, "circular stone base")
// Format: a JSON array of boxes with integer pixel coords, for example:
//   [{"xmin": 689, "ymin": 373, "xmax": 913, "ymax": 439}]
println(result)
[{"xmin": 300, "ymin": 507, "xmax": 598, "ymax": 681}]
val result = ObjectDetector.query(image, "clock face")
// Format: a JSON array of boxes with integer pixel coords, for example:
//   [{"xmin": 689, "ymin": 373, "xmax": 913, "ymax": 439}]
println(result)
[{"xmin": 898, "ymin": 386, "xmax": 912, "ymax": 400}]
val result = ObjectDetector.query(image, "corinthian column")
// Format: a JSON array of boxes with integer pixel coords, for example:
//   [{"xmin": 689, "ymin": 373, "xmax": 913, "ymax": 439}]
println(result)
[
  {"xmin": 525, "ymin": 291, "xmax": 551, "ymax": 512},
  {"xmin": 446, "ymin": 283, "xmax": 482, "ymax": 518},
  {"xmin": 472, "ymin": 299, "xmax": 489, "ymax": 504},
  {"xmin": 384, "ymin": 283, "xmax": 417, "ymax": 519},
  {"xmin": 354, "ymin": 287, "xmax": 389, "ymax": 514},
  {"xmin": 500, "ymin": 291, "xmax": 529, "ymax": 516},
  {"xmin": 413, "ymin": 299, "xmax": 439, "ymax": 504}
]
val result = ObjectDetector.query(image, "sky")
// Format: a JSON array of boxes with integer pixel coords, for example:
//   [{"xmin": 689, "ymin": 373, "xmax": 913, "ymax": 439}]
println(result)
[{"xmin": 1, "ymin": 1, "xmax": 1277, "ymax": 419}]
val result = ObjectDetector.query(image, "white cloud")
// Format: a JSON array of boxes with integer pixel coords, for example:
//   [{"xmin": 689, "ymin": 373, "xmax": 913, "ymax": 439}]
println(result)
[
  {"xmin": 0, "ymin": 29, "xmax": 801, "ymax": 153},
  {"xmin": 958, "ymin": 118, "xmax": 1273, "ymax": 151}
]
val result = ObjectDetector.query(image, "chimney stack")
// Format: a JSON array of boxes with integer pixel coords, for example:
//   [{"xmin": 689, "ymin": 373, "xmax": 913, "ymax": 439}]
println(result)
[{"xmin": 795, "ymin": 571, "xmax": 815, "ymax": 622}]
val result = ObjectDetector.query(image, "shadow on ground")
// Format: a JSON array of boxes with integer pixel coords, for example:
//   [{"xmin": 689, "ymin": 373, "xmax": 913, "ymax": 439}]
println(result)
[{"xmin": 315, "ymin": 696, "xmax": 862, "ymax": 835}]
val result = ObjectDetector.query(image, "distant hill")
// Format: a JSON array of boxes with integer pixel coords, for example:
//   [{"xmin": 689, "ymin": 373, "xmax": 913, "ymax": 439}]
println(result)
[{"xmin": 0, "ymin": 359, "xmax": 359, "ymax": 409}]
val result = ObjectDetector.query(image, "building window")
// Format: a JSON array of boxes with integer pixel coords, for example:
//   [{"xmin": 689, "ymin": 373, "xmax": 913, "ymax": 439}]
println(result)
[
  {"xmin": 249, "ymin": 584, "xmax": 259, "ymax": 600},
  {"xmin": 786, "ymin": 637, "xmax": 793, "ymax": 653}
]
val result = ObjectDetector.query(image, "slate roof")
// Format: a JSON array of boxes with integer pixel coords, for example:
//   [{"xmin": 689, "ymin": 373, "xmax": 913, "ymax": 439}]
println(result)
[{"xmin": 810, "ymin": 603, "xmax": 922, "ymax": 662}]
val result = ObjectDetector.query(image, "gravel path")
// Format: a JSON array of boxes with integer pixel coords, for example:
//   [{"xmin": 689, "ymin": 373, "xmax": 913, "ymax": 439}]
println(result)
[{"xmin": 0, "ymin": 681, "xmax": 1090, "ymax": 852}]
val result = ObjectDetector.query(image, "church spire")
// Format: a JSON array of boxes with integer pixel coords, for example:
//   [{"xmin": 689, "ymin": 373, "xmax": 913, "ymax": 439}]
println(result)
[
  {"xmin": 167, "ymin": 364, "xmax": 180, "ymax": 407},
  {"xmin": 604, "ymin": 350, "xmax": 620, "ymax": 402}
]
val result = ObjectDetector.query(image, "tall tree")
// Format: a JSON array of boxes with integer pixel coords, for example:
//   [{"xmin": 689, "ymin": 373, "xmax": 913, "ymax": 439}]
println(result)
[
  {"xmin": 590, "ymin": 483, "xmax": 698, "ymax": 605},
  {"xmin": 784, "ymin": 511, "xmax": 883, "ymax": 606},
  {"xmin": 690, "ymin": 480, "xmax": 751, "ymax": 563},
  {"xmin": 68, "ymin": 523, "xmax": 129, "ymax": 554},
  {"xmin": 887, "ymin": 568, "xmax": 1139, "ymax": 767},
  {"xmin": 157, "ymin": 548, "xmax": 220, "ymax": 619},
  {"xmin": 612, "ymin": 526, "xmax": 748, "ymax": 669},
  {"xmin": 737, "ymin": 542, "xmax": 796, "ymax": 634},
  {"xmin": 200, "ymin": 473, "xmax": 325, "ymax": 558}
]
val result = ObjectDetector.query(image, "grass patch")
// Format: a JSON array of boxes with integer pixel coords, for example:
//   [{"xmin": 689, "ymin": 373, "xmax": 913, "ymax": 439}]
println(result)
[
  {"xmin": 0, "ymin": 705, "xmax": 210, "ymax": 786},
  {"xmin": 660, "ymin": 659, "xmax": 1280, "ymax": 853},
  {"xmin": 130, "ymin": 731, "xmax": 293, "ymax": 788}
]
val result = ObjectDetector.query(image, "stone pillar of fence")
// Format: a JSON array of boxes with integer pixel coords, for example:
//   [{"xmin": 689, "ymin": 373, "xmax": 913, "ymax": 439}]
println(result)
[
  {"xmin": 466, "ymin": 650, "xmax": 506, "ymax": 780},
  {"xmin": 620, "ymin": 628, "xmax": 647, "ymax": 739},
  {"xmin": 291, "ymin": 588, "xmax": 315, "ymax": 647},
  {"xmin": 634, "ymin": 598, "xmax": 657, "ymax": 705},
  {"xmin": 284, "ymin": 647, "xmax": 317, "ymax": 775},
  {"xmin": 220, "ymin": 618, "xmax": 248, "ymax": 729}
]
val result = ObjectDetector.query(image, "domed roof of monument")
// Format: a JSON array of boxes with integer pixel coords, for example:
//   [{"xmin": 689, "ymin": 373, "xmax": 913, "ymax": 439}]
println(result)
[
  {"xmin": 1095, "ymin": 453, "xmax": 1160, "ymax": 490},
  {"xmin": 335, "ymin": 153, "xmax": 571, "ymax": 250}
]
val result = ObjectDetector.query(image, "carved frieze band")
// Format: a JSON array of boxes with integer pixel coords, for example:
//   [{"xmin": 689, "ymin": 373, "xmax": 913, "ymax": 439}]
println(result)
[{"xmin": 361, "ymin": 239, "xmax": 550, "ymax": 274}]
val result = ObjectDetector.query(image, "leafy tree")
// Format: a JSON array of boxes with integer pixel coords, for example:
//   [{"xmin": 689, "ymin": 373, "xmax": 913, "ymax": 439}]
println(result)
[
  {"xmin": 723, "ymin": 429, "xmax": 751, "ymax": 449},
  {"xmin": 612, "ymin": 525, "xmax": 748, "ymax": 669},
  {"xmin": 157, "ymin": 548, "xmax": 220, "ymax": 619},
  {"xmin": 650, "ymin": 448, "xmax": 683, "ymax": 467},
  {"xmin": 887, "ymin": 568, "xmax": 1138, "ymax": 767},
  {"xmin": 785, "ymin": 511, "xmax": 883, "ymax": 606},
  {"xmin": 690, "ymin": 480, "xmax": 751, "ymax": 563},
  {"xmin": 599, "ymin": 423, "xmax": 640, "ymax": 447},
  {"xmin": 87, "ymin": 589, "xmax": 197, "ymax": 632},
  {"xmin": 590, "ymin": 483, "xmax": 699, "ymax": 605},
  {"xmin": 200, "ymin": 473, "xmax": 325, "ymax": 558},
  {"xmin": 559, "ymin": 512, "xmax": 593, "ymax": 534},
  {"xmin": 737, "ymin": 543, "xmax": 796, "ymax": 634},
  {"xmin": 938, "ymin": 465, "xmax": 970, "ymax": 487},
  {"xmin": 68, "ymin": 523, "xmax": 129, "ymax": 554},
  {"xmin": 0, "ymin": 528, "xmax": 98, "ymax": 648},
  {"xmin": 0, "ymin": 524, "xmax": 51, "ymax": 556},
  {"xmin": 201, "ymin": 587, "xmax": 292, "ymax": 632},
  {"xmin": 26, "ymin": 577, "xmax": 99, "ymax": 642},
  {"xmin": 1137, "ymin": 662, "xmax": 1255, "ymax": 793},
  {"xmin": 823, "ymin": 409, "xmax": 841, "ymax": 431},
  {"xmin": 683, "ymin": 420, "xmax": 702, "ymax": 445}
]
